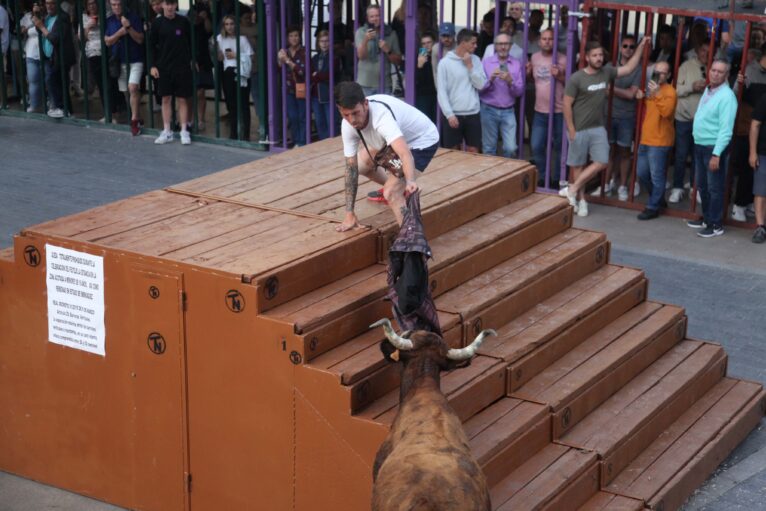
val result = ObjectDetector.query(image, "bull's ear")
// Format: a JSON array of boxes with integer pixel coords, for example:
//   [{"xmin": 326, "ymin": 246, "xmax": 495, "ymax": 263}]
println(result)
[{"xmin": 380, "ymin": 340, "xmax": 400, "ymax": 363}]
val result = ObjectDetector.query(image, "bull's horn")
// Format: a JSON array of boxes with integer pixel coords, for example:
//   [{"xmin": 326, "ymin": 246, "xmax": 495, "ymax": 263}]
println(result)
[
  {"xmin": 447, "ymin": 329, "xmax": 497, "ymax": 360},
  {"xmin": 370, "ymin": 318, "xmax": 414, "ymax": 350}
]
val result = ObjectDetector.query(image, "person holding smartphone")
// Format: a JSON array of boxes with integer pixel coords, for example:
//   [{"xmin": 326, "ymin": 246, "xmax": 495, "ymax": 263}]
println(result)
[
  {"xmin": 415, "ymin": 31, "xmax": 437, "ymax": 123},
  {"xmin": 354, "ymin": 4, "xmax": 401, "ymax": 97},
  {"xmin": 478, "ymin": 31, "xmax": 523, "ymax": 158},
  {"xmin": 634, "ymin": 61, "xmax": 677, "ymax": 221},
  {"xmin": 217, "ymin": 14, "xmax": 252, "ymax": 141}
]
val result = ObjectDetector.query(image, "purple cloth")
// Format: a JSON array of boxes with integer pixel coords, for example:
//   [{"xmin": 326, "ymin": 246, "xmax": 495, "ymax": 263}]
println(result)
[
  {"xmin": 479, "ymin": 53, "xmax": 524, "ymax": 108},
  {"xmin": 386, "ymin": 190, "xmax": 442, "ymax": 336}
]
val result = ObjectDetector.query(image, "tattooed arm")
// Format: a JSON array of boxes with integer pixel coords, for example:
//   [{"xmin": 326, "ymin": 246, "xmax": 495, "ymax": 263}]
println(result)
[{"xmin": 336, "ymin": 155, "xmax": 362, "ymax": 232}]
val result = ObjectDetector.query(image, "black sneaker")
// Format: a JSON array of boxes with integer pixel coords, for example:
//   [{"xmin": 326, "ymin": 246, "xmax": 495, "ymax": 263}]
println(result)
[
  {"xmin": 687, "ymin": 218, "xmax": 707, "ymax": 229},
  {"xmin": 697, "ymin": 224, "xmax": 724, "ymax": 238},
  {"xmin": 637, "ymin": 208, "xmax": 659, "ymax": 221},
  {"xmin": 753, "ymin": 225, "xmax": 766, "ymax": 244}
]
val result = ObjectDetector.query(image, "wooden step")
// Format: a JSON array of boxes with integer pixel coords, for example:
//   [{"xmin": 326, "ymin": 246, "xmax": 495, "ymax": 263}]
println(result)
[
  {"xmin": 477, "ymin": 265, "xmax": 645, "ymax": 376},
  {"xmin": 605, "ymin": 378, "xmax": 765, "ymax": 511},
  {"xmin": 356, "ymin": 354, "xmax": 506, "ymax": 426},
  {"xmin": 438, "ymin": 229, "xmax": 610, "ymax": 344},
  {"xmin": 266, "ymin": 194, "xmax": 571, "ymax": 359},
  {"xmin": 577, "ymin": 492, "xmax": 643, "ymax": 510},
  {"xmin": 512, "ymin": 303, "xmax": 687, "ymax": 437},
  {"xmin": 490, "ymin": 444, "xmax": 600, "ymax": 511},
  {"xmin": 557, "ymin": 340, "xmax": 728, "ymax": 487},
  {"xmin": 428, "ymin": 194, "xmax": 571, "ymax": 298},
  {"xmin": 465, "ymin": 397, "xmax": 551, "ymax": 487}
]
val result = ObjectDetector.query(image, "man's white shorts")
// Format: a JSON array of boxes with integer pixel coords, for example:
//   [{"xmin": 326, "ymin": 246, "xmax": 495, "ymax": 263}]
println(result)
[{"xmin": 118, "ymin": 62, "xmax": 144, "ymax": 92}]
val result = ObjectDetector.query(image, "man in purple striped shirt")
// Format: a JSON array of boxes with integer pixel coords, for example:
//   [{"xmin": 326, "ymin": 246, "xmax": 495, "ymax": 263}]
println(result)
[{"xmin": 479, "ymin": 32, "xmax": 524, "ymax": 158}]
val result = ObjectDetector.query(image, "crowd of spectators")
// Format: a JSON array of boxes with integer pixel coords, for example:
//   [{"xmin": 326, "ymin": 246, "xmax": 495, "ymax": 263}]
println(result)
[{"xmin": 1, "ymin": 1, "xmax": 765, "ymax": 242}]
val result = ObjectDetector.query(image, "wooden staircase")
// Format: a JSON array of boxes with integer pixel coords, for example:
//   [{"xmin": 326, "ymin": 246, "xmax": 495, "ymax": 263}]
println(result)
[
  {"xmin": 0, "ymin": 139, "xmax": 762, "ymax": 511},
  {"xmin": 253, "ymin": 143, "xmax": 765, "ymax": 510}
]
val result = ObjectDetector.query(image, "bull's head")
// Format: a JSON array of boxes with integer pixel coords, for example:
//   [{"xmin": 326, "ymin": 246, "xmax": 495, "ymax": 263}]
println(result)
[{"xmin": 370, "ymin": 318, "xmax": 496, "ymax": 370}]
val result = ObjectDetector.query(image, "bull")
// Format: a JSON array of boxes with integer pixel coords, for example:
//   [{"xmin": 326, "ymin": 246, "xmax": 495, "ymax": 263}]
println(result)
[{"xmin": 370, "ymin": 318, "xmax": 496, "ymax": 511}]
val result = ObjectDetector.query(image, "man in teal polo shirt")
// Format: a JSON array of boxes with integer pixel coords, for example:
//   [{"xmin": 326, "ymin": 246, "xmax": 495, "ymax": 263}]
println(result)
[{"xmin": 688, "ymin": 59, "xmax": 738, "ymax": 238}]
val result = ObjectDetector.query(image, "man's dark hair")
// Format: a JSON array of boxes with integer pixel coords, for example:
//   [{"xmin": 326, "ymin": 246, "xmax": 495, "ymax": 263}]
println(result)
[
  {"xmin": 695, "ymin": 38, "xmax": 711, "ymax": 51},
  {"xmin": 164, "ymin": 0, "xmax": 178, "ymax": 4},
  {"xmin": 421, "ymin": 30, "xmax": 437, "ymax": 42},
  {"xmin": 287, "ymin": 24, "xmax": 301, "ymax": 36},
  {"xmin": 585, "ymin": 40, "xmax": 602, "ymax": 54},
  {"xmin": 657, "ymin": 24, "xmax": 674, "ymax": 37},
  {"xmin": 502, "ymin": 16, "xmax": 516, "ymax": 31},
  {"xmin": 335, "ymin": 81, "xmax": 366, "ymax": 108},
  {"xmin": 482, "ymin": 11, "xmax": 495, "ymax": 24},
  {"xmin": 622, "ymin": 33, "xmax": 636, "ymax": 43},
  {"xmin": 457, "ymin": 28, "xmax": 478, "ymax": 44}
]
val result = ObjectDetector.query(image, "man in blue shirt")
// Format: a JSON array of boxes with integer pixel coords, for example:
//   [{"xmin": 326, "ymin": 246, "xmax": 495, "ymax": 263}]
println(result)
[
  {"xmin": 105, "ymin": 0, "xmax": 145, "ymax": 135},
  {"xmin": 688, "ymin": 59, "xmax": 738, "ymax": 238}
]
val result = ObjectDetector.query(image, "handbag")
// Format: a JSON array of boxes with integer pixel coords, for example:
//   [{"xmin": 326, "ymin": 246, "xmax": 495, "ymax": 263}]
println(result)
[
  {"xmin": 294, "ymin": 69, "xmax": 306, "ymax": 99},
  {"xmin": 356, "ymin": 99, "xmax": 404, "ymax": 177},
  {"xmin": 108, "ymin": 54, "xmax": 121, "ymax": 79}
]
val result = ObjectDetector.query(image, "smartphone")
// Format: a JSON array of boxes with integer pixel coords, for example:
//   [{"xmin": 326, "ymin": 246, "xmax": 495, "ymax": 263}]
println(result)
[
  {"xmin": 499, "ymin": 63, "xmax": 508, "ymax": 72},
  {"xmin": 650, "ymin": 71, "xmax": 660, "ymax": 83},
  {"xmin": 419, "ymin": 47, "xmax": 427, "ymax": 57}
]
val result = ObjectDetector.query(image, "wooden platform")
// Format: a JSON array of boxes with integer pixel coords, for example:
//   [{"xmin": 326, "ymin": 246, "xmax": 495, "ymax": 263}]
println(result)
[{"xmin": 0, "ymin": 138, "xmax": 762, "ymax": 511}]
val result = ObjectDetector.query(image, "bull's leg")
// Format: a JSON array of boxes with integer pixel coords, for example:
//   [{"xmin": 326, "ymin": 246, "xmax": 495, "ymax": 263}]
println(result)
[{"xmin": 372, "ymin": 437, "xmax": 394, "ymax": 482}]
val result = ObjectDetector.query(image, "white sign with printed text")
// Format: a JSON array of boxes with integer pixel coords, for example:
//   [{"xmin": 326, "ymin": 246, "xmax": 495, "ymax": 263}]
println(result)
[{"xmin": 46, "ymin": 244, "xmax": 106, "ymax": 357}]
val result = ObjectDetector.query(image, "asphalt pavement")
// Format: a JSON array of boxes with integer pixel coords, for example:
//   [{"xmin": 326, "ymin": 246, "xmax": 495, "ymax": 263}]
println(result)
[{"xmin": 0, "ymin": 115, "xmax": 764, "ymax": 510}]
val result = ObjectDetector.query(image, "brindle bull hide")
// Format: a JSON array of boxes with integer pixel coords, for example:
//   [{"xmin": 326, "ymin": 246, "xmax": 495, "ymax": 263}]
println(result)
[{"xmin": 369, "ymin": 319, "xmax": 496, "ymax": 511}]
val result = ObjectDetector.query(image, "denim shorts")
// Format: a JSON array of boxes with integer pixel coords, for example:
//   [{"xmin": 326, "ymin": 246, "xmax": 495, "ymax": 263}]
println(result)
[
  {"xmin": 566, "ymin": 127, "xmax": 610, "ymax": 166},
  {"xmin": 411, "ymin": 142, "xmax": 439, "ymax": 172},
  {"xmin": 755, "ymin": 155, "xmax": 766, "ymax": 197},
  {"xmin": 608, "ymin": 115, "xmax": 636, "ymax": 148}
]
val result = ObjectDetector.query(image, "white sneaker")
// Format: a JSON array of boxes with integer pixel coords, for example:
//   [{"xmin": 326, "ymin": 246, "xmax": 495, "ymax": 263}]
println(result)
[
  {"xmin": 558, "ymin": 186, "xmax": 578, "ymax": 208},
  {"xmin": 180, "ymin": 131, "xmax": 191, "ymax": 145},
  {"xmin": 577, "ymin": 199, "xmax": 589, "ymax": 217},
  {"xmin": 47, "ymin": 108, "xmax": 64, "ymax": 118},
  {"xmin": 634, "ymin": 181, "xmax": 640, "ymax": 196},
  {"xmin": 26, "ymin": 106, "xmax": 37, "ymax": 113},
  {"xmin": 732, "ymin": 205, "xmax": 747, "ymax": 222},
  {"xmin": 618, "ymin": 185, "xmax": 629, "ymax": 201},
  {"xmin": 154, "ymin": 130, "xmax": 174, "ymax": 144},
  {"xmin": 668, "ymin": 188, "xmax": 684, "ymax": 203}
]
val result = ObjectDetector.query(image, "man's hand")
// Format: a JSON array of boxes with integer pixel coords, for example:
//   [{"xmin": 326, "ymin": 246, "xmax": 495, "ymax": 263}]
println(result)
[
  {"xmin": 750, "ymin": 152, "xmax": 759, "ymax": 170},
  {"xmin": 461, "ymin": 52, "xmax": 473, "ymax": 69},
  {"xmin": 646, "ymin": 80, "xmax": 658, "ymax": 97},
  {"xmin": 121, "ymin": 16, "xmax": 131, "ymax": 29},
  {"xmin": 709, "ymin": 155, "xmax": 720, "ymax": 172},
  {"xmin": 365, "ymin": 29, "xmax": 377, "ymax": 41},
  {"xmin": 378, "ymin": 40, "xmax": 389, "ymax": 53},
  {"xmin": 448, "ymin": 115, "xmax": 459, "ymax": 129},
  {"xmin": 737, "ymin": 72, "xmax": 745, "ymax": 85},
  {"xmin": 405, "ymin": 179, "xmax": 418, "ymax": 195},
  {"xmin": 336, "ymin": 212, "xmax": 361, "ymax": 232},
  {"xmin": 551, "ymin": 64, "xmax": 560, "ymax": 78},
  {"xmin": 501, "ymin": 71, "xmax": 512, "ymax": 84},
  {"xmin": 417, "ymin": 54, "xmax": 427, "ymax": 68},
  {"xmin": 31, "ymin": 15, "xmax": 42, "ymax": 28},
  {"xmin": 525, "ymin": 61, "xmax": 532, "ymax": 76},
  {"xmin": 635, "ymin": 89, "xmax": 645, "ymax": 100},
  {"xmin": 150, "ymin": 66, "xmax": 159, "ymax": 79},
  {"xmin": 568, "ymin": 128, "xmax": 576, "ymax": 141},
  {"xmin": 491, "ymin": 68, "xmax": 501, "ymax": 80}
]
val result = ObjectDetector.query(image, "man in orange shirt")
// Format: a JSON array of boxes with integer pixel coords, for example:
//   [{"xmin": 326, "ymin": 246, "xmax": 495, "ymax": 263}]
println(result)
[{"xmin": 635, "ymin": 61, "xmax": 677, "ymax": 220}]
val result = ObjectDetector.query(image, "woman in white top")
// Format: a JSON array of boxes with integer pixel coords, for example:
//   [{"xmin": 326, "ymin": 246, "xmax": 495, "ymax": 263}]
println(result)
[
  {"xmin": 216, "ymin": 15, "xmax": 253, "ymax": 141},
  {"xmin": 20, "ymin": 3, "xmax": 41, "ymax": 112},
  {"xmin": 82, "ymin": 0, "xmax": 107, "ymax": 115}
]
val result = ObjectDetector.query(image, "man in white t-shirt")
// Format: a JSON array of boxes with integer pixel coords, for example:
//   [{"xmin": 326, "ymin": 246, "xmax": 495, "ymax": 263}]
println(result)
[{"xmin": 335, "ymin": 82, "xmax": 439, "ymax": 232}]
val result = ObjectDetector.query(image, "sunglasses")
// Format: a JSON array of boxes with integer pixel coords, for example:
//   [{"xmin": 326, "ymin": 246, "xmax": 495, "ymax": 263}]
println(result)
[{"xmin": 622, "ymin": 44, "xmax": 636, "ymax": 49}]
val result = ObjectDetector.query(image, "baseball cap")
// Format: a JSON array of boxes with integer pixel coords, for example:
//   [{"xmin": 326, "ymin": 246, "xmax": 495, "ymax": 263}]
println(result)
[{"xmin": 439, "ymin": 22, "xmax": 455, "ymax": 36}]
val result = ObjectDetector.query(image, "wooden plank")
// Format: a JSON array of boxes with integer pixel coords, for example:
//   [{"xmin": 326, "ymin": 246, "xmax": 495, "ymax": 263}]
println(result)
[
  {"xmin": 461, "ymin": 237, "xmax": 609, "ymax": 347},
  {"xmin": 605, "ymin": 378, "xmax": 738, "ymax": 495},
  {"xmin": 614, "ymin": 380, "xmax": 763, "ymax": 502},
  {"xmin": 482, "ymin": 414, "xmax": 552, "ymax": 488},
  {"xmin": 577, "ymin": 492, "xmax": 643, "ymax": 511},
  {"xmin": 24, "ymin": 190, "xmax": 205, "ymax": 240},
  {"xmin": 646, "ymin": 388, "xmax": 766, "ymax": 511},
  {"xmin": 490, "ymin": 443, "xmax": 570, "ymax": 509},
  {"xmin": 429, "ymin": 196, "xmax": 571, "ymax": 299},
  {"xmin": 505, "ymin": 277, "xmax": 648, "ymax": 391},
  {"xmin": 436, "ymin": 229, "xmax": 587, "ymax": 316},
  {"xmin": 551, "ymin": 314, "xmax": 687, "ymax": 439},
  {"xmin": 541, "ymin": 460, "xmax": 600, "ymax": 511},
  {"xmin": 496, "ymin": 448, "xmax": 597, "ymax": 511}
]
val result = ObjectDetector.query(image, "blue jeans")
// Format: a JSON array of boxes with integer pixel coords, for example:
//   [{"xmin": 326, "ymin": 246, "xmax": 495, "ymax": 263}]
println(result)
[
  {"xmin": 286, "ymin": 92, "xmax": 306, "ymax": 146},
  {"xmin": 531, "ymin": 111, "xmax": 563, "ymax": 184},
  {"xmin": 44, "ymin": 60, "xmax": 65, "ymax": 110},
  {"xmin": 694, "ymin": 144, "xmax": 729, "ymax": 227},
  {"xmin": 26, "ymin": 58, "xmax": 42, "ymax": 109},
  {"xmin": 312, "ymin": 97, "xmax": 331, "ymax": 141},
  {"xmin": 674, "ymin": 120, "xmax": 695, "ymax": 189},
  {"xmin": 637, "ymin": 145, "xmax": 671, "ymax": 211},
  {"xmin": 480, "ymin": 103, "xmax": 517, "ymax": 158}
]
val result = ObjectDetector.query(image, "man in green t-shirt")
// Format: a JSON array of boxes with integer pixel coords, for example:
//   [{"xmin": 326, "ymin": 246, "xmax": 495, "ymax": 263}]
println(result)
[{"xmin": 559, "ymin": 37, "xmax": 648, "ymax": 216}]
